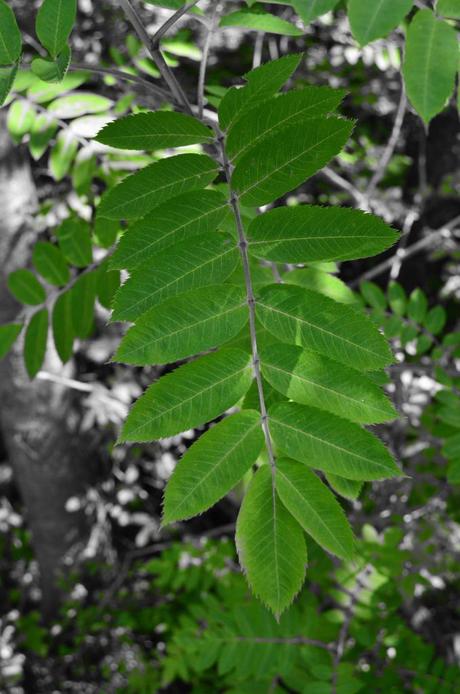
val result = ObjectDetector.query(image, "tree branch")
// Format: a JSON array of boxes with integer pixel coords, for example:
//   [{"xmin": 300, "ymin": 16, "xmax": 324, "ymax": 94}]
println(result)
[{"xmin": 197, "ymin": 2, "xmax": 220, "ymax": 119}]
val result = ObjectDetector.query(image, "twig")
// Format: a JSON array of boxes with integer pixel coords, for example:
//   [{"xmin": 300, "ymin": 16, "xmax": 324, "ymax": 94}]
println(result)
[
  {"xmin": 69, "ymin": 62, "xmax": 170, "ymax": 100},
  {"xmin": 321, "ymin": 167, "xmax": 370, "ymax": 211},
  {"xmin": 217, "ymin": 132, "xmax": 277, "ymax": 479},
  {"xmin": 366, "ymin": 87, "xmax": 407, "ymax": 196},
  {"xmin": 197, "ymin": 2, "xmax": 220, "ymax": 119},
  {"xmin": 118, "ymin": 0, "xmax": 193, "ymax": 112},
  {"xmin": 252, "ymin": 32, "xmax": 265, "ymax": 69},
  {"xmin": 151, "ymin": 0, "xmax": 201, "ymax": 45},
  {"xmin": 390, "ymin": 209, "xmax": 418, "ymax": 280},
  {"xmin": 351, "ymin": 218, "xmax": 460, "ymax": 288}
]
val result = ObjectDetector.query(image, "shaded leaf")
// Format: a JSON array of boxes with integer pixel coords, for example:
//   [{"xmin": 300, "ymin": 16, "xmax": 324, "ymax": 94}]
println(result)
[
  {"xmin": 31, "ymin": 45, "xmax": 71, "ymax": 83},
  {"xmin": 115, "ymin": 285, "xmax": 248, "ymax": 365},
  {"xmin": 112, "ymin": 233, "xmax": 238, "ymax": 322},
  {"xmin": 98, "ymin": 153, "xmax": 218, "ymax": 220},
  {"xmin": 248, "ymin": 206, "xmax": 397, "ymax": 262},
  {"xmin": 56, "ymin": 217, "xmax": 93, "ymax": 267},
  {"xmin": 52, "ymin": 291, "xmax": 74, "ymax": 363},
  {"xmin": 348, "ymin": 0, "xmax": 412, "ymax": 46},
  {"xmin": 232, "ymin": 118, "xmax": 353, "ymax": 207},
  {"xmin": 260, "ymin": 343, "xmax": 397, "ymax": 424},
  {"xmin": 70, "ymin": 271, "xmax": 97, "ymax": 338},
  {"xmin": 96, "ymin": 111, "xmax": 213, "ymax": 150},
  {"xmin": 256, "ymin": 283, "xmax": 393, "ymax": 371},
  {"xmin": 236, "ymin": 465, "xmax": 307, "ymax": 618},
  {"xmin": 269, "ymin": 401, "xmax": 401, "ymax": 480},
  {"xmin": 276, "ymin": 458, "xmax": 355, "ymax": 559},
  {"xmin": 32, "ymin": 241, "xmax": 70, "ymax": 286},
  {"xmin": 163, "ymin": 410, "xmax": 264, "ymax": 523},
  {"xmin": 119, "ymin": 348, "xmax": 253, "ymax": 442},
  {"xmin": 110, "ymin": 189, "xmax": 229, "ymax": 271}
]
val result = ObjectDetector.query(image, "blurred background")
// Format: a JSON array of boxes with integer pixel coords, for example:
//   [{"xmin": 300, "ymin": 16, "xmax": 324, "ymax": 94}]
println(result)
[{"xmin": 1, "ymin": 1, "xmax": 460, "ymax": 691}]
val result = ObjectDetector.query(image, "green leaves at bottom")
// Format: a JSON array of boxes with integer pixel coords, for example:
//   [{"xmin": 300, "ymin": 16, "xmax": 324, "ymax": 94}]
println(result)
[
  {"xmin": 236, "ymin": 465, "xmax": 307, "ymax": 619},
  {"xmin": 119, "ymin": 348, "xmax": 253, "ymax": 443},
  {"xmin": 24, "ymin": 308, "xmax": 48, "ymax": 378},
  {"xmin": 276, "ymin": 458, "xmax": 355, "ymax": 560},
  {"xmin": 163, "ymin": 410, "xmax": 264, "ymax": 524},
  {"xmin": 269, "ymin": 402, "xmax": 400, "ymax": 481}
]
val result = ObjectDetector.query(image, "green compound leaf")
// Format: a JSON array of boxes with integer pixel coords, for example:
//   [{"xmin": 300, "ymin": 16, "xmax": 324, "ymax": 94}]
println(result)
[
  {"xmin": 31, "ymin": 45, "xmax": 71, "ymax": 83},
  {"xmin": 52, "ymin": 290, "xmax": 74, "ymax": 363},
  {"xmin": 348, "ymin": 0, "xmax": 413, "ymax": 46},
  {"xmin": 56, "ymin": 217, "xmax": 92, "ymax": 268},
  {"xmin": 256, "ymin": 283, "xmax": 393, "ymax": 371},
  {"xmin": 276, "ymin": 458, "xmax": 355, "ymax": 560},
  {"xmin": 119, "ymin": 348, "xmax": 253, "ymax": 443},
  {"xmin": 247, "ymin": 205, "xmax": 397, "ymax": 263},
  {"xmin": 403, "ymin": 9, "xmax": 457, "ymax": 123},
  {"xmin": 236, "ymin": 464, "xmax": 307, "ymax": 619},
  {"xmin": 24, "ymin": 308, "xmax": 48, "ymax": 379},
  {"xmin": 232, "ymin": 118, "xmax": 353, "ymax": 207},
  {"xmin": 32, "ymin": 241, "xmax": 70, "ymax": 286},
  {"xmin": 115, "ymin": 285, "xmax": 248, "ymax": 365},
  {"xmin": 260, "ymin": 343, "xmax": 397, "ymax": 424},
  {"xmin": 226, "ymin": 87, "xmax": 346, "ymax": 162},
  {"xmin": 269, "ymin": 401, "xmax": 401, "ymax": 481},
  {"xmin": 98, "ymin": 153, "xmax": 218, "ymax": 220},
  {"xmin": 163, "ymin": 410, "xmax": 264, "ymax": 524},
  {"xmin": 0, "ymin": 0, "xmax": 22, "ymax": 65},
  {"xmin": 7, "ymin": 269, "xmax": 46, "ymax": 305},
  {"xmin": 110, "ymin": 190, "xmax": 229, "ymax": 271},
  {"xmin": 0, "ymin": 323, "xmax": 22, "ymax": 360},
  {"xmin": 325, "ymin": 473, "xmax": 363, "ymax": 501},
  {"xmin": 219, "ymin": 54, "xmax": 302, "ymax": 130},
  {"xmin": 220, "ymin": 9, "xmax": 303, "ymax": 36},
  {"xmin": 36, "ymin": 0, "xmax": 77, "ymax": 58},
  {"xmin": 112, "ymin": 233, "xmax": 238, "ymax": 322},
  {"xmin": 96, "ymin": 111, "xmax": 213, "ymax": 150}
]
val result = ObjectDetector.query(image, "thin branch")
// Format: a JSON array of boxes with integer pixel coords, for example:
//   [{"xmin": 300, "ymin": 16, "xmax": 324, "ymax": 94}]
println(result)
[
  {"xmin": 252, "ymin": 31, "xmax": 265, "ymax": 69},
  {"xmin": 69, "ymin": 62, "xmax": 170, "ymax": 100},
  {"xmin": 118, "ymin": 0, "xmax": 193, "ymax": 112},
  {"xmin": 366, "ymin": 87, "xmax": 407, "ymax": 196},
  {"xmin": 321, "ymin": 167, "xmax": 370, "ymax": 211},
  {"xmin": 217, "ymin": 133, "xmax": 277, "ymax": 477},
  {"xmin": 197, "ymin": 2, "xmax": 220, "ymax": 119},
  {"xmin": 151, "ymin": 0, "xmax": 201, "ymax": 45},
  {"xmin": 351, "ymin": 219, "xmax": 459, "ymax": 288}
]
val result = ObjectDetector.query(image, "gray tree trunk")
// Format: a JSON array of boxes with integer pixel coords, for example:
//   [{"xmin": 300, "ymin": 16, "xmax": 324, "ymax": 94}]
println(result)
[{"xmin": 0, "ymin": 115, "xmax": 92, "ymax": 619}]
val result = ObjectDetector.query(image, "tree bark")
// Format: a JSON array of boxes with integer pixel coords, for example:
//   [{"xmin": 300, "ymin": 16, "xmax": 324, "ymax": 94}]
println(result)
[{"xmin": 0, "ymin": 115, "xmax": 92, "ymax": 619}]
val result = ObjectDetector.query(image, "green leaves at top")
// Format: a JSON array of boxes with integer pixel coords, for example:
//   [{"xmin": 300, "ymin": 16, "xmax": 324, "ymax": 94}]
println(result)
[
  {"xmin": 220, "ymin": 9, "xmax": 303, "ymax": 36},
  {"xmin": 219, "ymin": 54, "xmax": 302, "ymax": 130},
  {"xmin": 276, "ymin": 458, "xmax": 355, "ymax": 560},
  {"xmin": 96, "ymin": 111, "xmax": 213, "ymax": 151},
  {"xmin": 256, "ymin": 283, "xmax": 393, "ymax": 371},
  {"xmin": 112, "ymin": 233, "xmax": 238, "ymax": 322},
  {"xmin": 226, "ymin": 86, "xmax": 346, "ymax": 163},
  {"xmin": 163, "ymin": 410, "xmax": 264, "ymax": 524},
  {"xmin": 98, "ymin": 153, "xmax": 218, "ymax": 220},
  {"xmin": 269, "ymin": 401, "xmax": 401, "ymax": 481},
  {"xmin": 114, "ymin": 285, "xmax": 248, "ymax": 365},
  {"xmin": 119, "ymin": 348, "xmax": 253, "ymax": 442},
  {"xmin": 36, "ymin": 0, "xmax": 77, "ymax": 58},
  {"xmin": 248, "ymin": 205, "xmax": 397, "ymax": 263},
  {"xmin": 260, "ymin": 343, "xmax": 397, "ymax": 424},
  {"xmin": 110, "ymin": 190, "xmax": 229, "ymax": 271},
  {"xmin": 236, "ymin": 464, "xmax": 307, "ymax": 618},
  {"xmin": 0, "ymin": 0, "xmax": 21, "ymax": 65},
  {"xmin": 348, "ymin": 0, "xmax": 413, "ymax": 46},
  {"xmin": 232, "ymin": 117, "xmax": 353, "ymax": 207},
  {"xmin": 403, "ymin": 9, "xmax": 458, "ymax": 124}
]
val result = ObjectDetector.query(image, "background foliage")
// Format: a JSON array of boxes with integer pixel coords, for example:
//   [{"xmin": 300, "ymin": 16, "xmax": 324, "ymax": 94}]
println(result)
[{"xmin": 0, "ymin": 0, "xmax": 460, "ymax": 692}]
